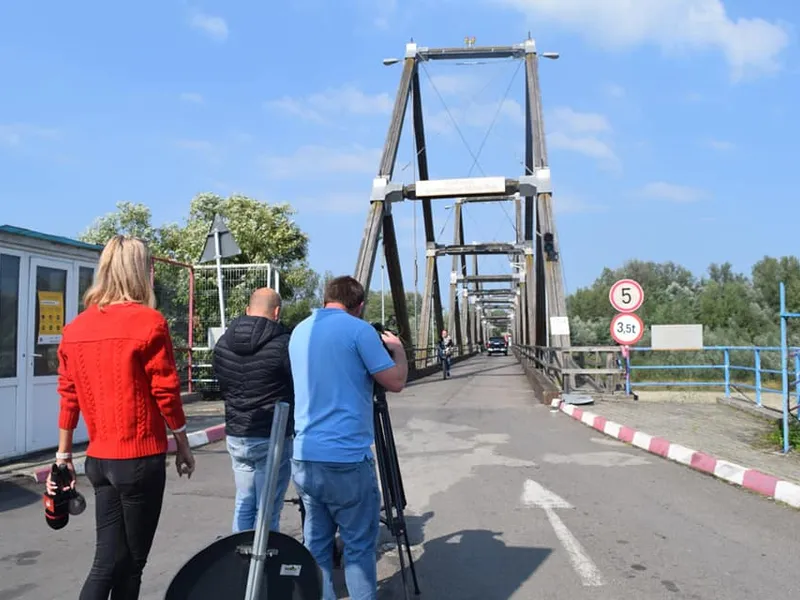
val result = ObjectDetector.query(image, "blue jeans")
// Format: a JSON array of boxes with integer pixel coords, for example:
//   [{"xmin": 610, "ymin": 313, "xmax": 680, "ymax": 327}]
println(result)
[
  {"xmin": 291, "ymin": 457, "xmax": 381, "ymax": 600},
  {"xmin": 227, "ymin": 435, "xmax": 293, "ymax": 533}
]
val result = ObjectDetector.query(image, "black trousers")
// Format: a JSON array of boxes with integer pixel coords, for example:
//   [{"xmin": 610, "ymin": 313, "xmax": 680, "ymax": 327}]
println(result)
[{"xmin": 79, "ymin": 453, "xmax": 167, "ymax": 600}]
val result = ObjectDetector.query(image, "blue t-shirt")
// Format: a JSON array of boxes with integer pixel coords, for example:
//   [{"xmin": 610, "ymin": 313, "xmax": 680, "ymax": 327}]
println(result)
[{"xmin": 288, "ymin": 307, "xmax": 395, "ymax": 463}]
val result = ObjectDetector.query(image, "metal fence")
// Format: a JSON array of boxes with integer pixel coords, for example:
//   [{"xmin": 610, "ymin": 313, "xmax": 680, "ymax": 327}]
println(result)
[
  {"xmin": 191, "ymin": 263, "xmax": 279, "ymax": 394},
  {"xmin": 150, "ymin": 257, "xmax": 194, "ymax": 391}
]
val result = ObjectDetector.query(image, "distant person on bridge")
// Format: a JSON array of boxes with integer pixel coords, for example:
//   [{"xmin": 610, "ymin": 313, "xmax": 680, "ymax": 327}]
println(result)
[
  {"xmin": 288, "ymin": 275, "xmax": 408, "ymax": 600},
  {"xmin": 49, "ymin": 235, "xmax": 195, "ymax": 599},
  {"xmin": 438, "ymin": 328, "xmax": 455, "ymax": 378},
  {"xmin": 212, "ymin": 287, "xmax": 294, "ymax": 534}
]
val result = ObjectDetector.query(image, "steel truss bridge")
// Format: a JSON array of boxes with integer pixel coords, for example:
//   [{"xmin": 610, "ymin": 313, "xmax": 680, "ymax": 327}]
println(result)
[{"xmin": 353, "ymin": 36, "xmax": 578, "ymax": 385}]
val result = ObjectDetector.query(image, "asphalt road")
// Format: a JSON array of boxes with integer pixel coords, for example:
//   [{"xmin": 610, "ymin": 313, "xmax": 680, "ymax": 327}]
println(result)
[{"xmin": 2, "ymin": 355, "xmax": 799, "ymax": 599}]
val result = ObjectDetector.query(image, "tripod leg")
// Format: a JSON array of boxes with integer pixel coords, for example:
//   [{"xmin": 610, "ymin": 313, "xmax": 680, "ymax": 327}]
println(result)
[
  {"xmin": 395, "ymin": 532, "xmax": 411, "ymax": 600},
  {"xmin": 380, "ymin": 406, "xmax": 407, "ymax": 509},
  {"xmin": 402, "ymin": 528, "xmax": 421, "ymax": 594}
]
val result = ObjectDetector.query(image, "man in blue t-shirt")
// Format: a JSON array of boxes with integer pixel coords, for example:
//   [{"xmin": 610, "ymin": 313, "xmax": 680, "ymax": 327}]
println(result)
[{"xmin": 288, "ymin": 275, "xmax": 408, "ymax": 600}]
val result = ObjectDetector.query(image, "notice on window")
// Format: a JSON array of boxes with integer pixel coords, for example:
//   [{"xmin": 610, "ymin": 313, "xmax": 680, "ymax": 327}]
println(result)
[{"xmin": 38, "ymin": 291, "xmax": 64, "ymax": 345}]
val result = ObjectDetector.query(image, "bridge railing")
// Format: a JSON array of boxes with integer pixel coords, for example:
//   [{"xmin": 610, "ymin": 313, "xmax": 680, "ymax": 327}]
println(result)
[
  {"xmin": 408, "ymin": 343, "xmax": 479, "ymax": 371},
  {"xmin": 513, "ymin": 344, "xmax": 623, "ymax": 393},
  {"xmin": 190, "ymin": 343, "xmax": 481, "ymax": 397},
  {"xmin": 514, "ymin": 343, "xmax": 800, "ymax": 411}
]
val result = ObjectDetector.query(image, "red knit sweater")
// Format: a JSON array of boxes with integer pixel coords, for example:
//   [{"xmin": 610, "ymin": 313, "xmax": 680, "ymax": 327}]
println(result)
[{"xmin": 57, "ymin": 302, "xmax": 187, "ymax": 459}]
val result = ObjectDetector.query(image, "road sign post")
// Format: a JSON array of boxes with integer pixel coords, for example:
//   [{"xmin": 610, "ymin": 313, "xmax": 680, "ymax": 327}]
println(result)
[
  {"xmin": 610, "ymin": 313, "xmax": 644, "ymax": 346},
  {"xmin": 609, "ymin": 279, "xmax": 644, "ymax": 313},
  {"xmin": 199, "ymin": 214, "xmax": 242, "ymax": 330}
]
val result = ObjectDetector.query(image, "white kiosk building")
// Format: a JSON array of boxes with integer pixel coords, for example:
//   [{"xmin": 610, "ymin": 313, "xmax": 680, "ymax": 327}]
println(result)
[{"xmin": 0, "ymin": 225, "xmax": 101, "ymax": 461}]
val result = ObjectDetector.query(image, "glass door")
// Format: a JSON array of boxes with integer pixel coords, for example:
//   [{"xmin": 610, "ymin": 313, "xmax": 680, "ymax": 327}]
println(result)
[
  {"xmin": 25, "ymin": 257, "xmax": 81, "ymax": 452},
  {"xmin": 0, "ymin": 250, "xmax": 26, "ymax": 459}
]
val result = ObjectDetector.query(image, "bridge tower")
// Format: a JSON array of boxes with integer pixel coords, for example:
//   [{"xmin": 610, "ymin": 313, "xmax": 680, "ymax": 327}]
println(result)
[{"xmin": 353, "ymin": 37, "xmax": 570, "ymax": 369}]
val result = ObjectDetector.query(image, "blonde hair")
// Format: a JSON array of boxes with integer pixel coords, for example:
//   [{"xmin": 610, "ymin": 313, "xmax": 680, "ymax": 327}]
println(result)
[{"xmin": 83, "ymin": 235, "xmax": 156, "ymax": 309}]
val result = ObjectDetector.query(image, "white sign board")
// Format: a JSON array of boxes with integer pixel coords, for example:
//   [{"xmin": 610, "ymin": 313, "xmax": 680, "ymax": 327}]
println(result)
[
  {"xmin": 549, "ymin": 316, "xmax": 571, "ymax": 336},
  {"xmin": 609, "ymin": 279, "xmax": 644, "ymax": 313},
  {"xmin": 208, "ymin": 327, "xmax": 226, "ymax": 350},
  {"xmin": 415, "ymin": 176, "xmax": 506, "ymax": 198},
  {"xmin": 651, "ymin": 324, "xmax": 703, "ymax": 350},
  {"xmin": 610, "ymin": 313, "xmax": 644, "ymax": 345}
]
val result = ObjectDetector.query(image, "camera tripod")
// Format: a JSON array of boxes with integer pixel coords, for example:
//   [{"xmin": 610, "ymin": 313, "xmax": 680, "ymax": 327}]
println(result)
[
  {"xmin": 287, "ymin": 384, "xmax": 421, "ymax": 598},
  {"xmin": 373, "ymin": 382, "xmax": 421, "ymax": 598}
]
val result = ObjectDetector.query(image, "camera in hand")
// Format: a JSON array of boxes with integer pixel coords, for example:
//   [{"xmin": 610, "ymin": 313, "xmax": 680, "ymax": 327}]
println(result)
[
  {"xmin": 43, "ymin": 463, "xmax": 86, "ymax": 530},
  {"xmin": 371, "ymin": 321, "xmax": 394, "ymax": 352}
]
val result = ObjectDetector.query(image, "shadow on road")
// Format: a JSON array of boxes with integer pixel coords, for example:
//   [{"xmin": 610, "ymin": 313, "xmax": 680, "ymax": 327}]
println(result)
[
  {"xmin": 329, "ymin": 512, "xmax": 433, "ymax": 599},
  {"xmin": 378, "ymin": 529, "xmax": 552, "ymax": 599},
  {"xmin": 0, "ymin": 479, "xmax": 41, "ymax": 514}
]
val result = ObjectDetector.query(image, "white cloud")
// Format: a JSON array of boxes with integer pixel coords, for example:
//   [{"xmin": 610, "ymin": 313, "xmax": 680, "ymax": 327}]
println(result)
[
  {"xmin": 639, "ymin": 181, "xmax": 709, "ymax": 203},
  {"xmin": 704, "ymin": 139, "xmax": 736, "ymax": 151},
  {"xmin": 604, "ymin": 83, "xmax": 626, "ymax": 99},
  {"xmin": 372, "ymin": 0, "xmax": 397, "ymax": 29},
  {"xmin": 545, "ymin": 107, "xmax": 619, "ymax": 169},
  {"xmin": 265, "ymin": 86, "xmax": 393, "ymax": 123},
  {"xmin": 427, "ymin": 73, "xmax": 481, "ymax": 96},
  {"xmin": 549, "ymin": 132, "xmax": 619, "ymax": 166},
  {"xmin": 172, "ymin": 139, "xmax": 221, "ymax": 164},
  {"xmin": 180, "ymin": 92, "xmax": 204, "ymax": 104},
  {"xmin": 261, "ymin": 144, "xmax": 380, "ymax": 179},
  {"xmin": 426, "ymin": 99, "xmax": 524, "ymax": 134},
  {"xmin": 554, "ymin": 194, "xmax": 607, "ymax": 214},
  {"xmin": 491, "ymin": 0, "xmax": 789, "ymax": 80},
  {"xmin": 549, "ymin": 107, "xmax": 611, "ymax": 134},
  {"xmin": 0, "ymin": 123, "xmax": 59, "ymax": 146},
  {"xmin": 188, "ymin": 10, "xmax": 229, "ymax": 42},
  {"xmin": 174, "ymin": 139, "xmax": 214, "ymax": 153},
  {"xmin": 296, "ymin": 192, "xmax": 373, "ymax": 214}
]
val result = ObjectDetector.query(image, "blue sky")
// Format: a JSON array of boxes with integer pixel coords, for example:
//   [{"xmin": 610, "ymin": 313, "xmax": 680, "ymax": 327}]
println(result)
[{"xmin": 1, "ymin": 0, "xmax": 799, "ymax": 300}]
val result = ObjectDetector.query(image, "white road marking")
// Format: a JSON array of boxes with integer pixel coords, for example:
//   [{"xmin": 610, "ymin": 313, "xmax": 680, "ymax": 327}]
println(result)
[{"xmin": 522, "ymin": 479, "xmax": 606, "ymax": 587}]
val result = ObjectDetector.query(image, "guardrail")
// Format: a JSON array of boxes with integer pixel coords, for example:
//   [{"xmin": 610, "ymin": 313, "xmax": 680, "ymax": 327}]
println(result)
[
  {"xmin": 625, "ymin": 346, "xmax": 800, "ymax": 409},
  {"xmin": 514, "ymin": 343, "xmax": 800, "ymax": 411},
  {"xmin": 514, "ymin": 344, "xmax": 624, "ymax": 393}
]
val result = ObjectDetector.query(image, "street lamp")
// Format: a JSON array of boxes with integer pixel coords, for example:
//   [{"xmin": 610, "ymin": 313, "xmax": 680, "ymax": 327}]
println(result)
[
  {"xmin": 541, "ymin": 52, "xmax": 560, "ymax": 60},
  {"xmin": 383, "ymin": 58, "xmax": 400, "ymax": 66}
]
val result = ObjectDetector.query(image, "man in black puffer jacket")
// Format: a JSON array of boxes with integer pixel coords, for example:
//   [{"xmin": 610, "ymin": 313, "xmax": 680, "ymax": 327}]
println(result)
[{"xmin": 212, "ymin": 287, "xmax": 294, "ymax": 534}]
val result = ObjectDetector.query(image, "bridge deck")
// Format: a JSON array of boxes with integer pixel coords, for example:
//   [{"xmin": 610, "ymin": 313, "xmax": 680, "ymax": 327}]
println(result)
[{"xmin": 1, "ymin": 356, "xmax": 798, "ymax": 599}]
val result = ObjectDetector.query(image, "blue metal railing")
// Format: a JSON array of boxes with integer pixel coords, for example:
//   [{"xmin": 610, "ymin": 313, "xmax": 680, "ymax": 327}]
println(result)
[{"xmin": 625, "ymin": 345, "xmax": 800, "ymax": 410}]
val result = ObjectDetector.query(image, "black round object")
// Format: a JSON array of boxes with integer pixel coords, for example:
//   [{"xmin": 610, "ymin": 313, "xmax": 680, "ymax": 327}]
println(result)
[
  {"xmin": 69, "ymin": 490, "xmax": 87, "ymax": 515},
  {"xmin": 164, "ymin": 531, "xmax": 322, "ymax": 600}
]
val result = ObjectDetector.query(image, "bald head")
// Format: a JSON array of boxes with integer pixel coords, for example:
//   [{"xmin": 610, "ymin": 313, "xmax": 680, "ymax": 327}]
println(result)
[{"xmin": 246, "ymin": 287, "xmax": 282, "ymax": 321}]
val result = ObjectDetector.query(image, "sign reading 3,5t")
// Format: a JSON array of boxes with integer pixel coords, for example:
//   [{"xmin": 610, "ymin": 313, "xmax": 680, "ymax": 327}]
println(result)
[
  {"xmin": 610, "ymin": 313, "xmax": 644, "ymax": 345},
  {"xmin": 609, "ymin": 279, "xmax": 644, "ymax": 313}
]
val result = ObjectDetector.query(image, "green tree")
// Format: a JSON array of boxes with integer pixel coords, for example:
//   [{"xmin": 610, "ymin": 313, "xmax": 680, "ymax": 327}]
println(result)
[{"xmin": 80, "ymin": 194, "xmax": 317, "ymax": 335}]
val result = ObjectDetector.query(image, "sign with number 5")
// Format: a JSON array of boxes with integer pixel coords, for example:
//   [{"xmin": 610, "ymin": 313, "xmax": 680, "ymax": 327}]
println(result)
[{"xmin": 609, "ymin": 279, "xmax": 644, "ymax": 313}]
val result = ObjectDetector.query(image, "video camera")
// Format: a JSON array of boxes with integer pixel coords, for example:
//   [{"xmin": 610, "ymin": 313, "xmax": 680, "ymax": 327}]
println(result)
[{"xmin": 371, "ymin": 319, "xmax": 398, "ymax": 348}]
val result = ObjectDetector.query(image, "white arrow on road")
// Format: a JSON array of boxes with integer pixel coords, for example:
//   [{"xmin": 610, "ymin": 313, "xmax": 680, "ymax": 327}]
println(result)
[{"xmin": 522, "ymin": 479, "xmax": 606, "ymax": 587}]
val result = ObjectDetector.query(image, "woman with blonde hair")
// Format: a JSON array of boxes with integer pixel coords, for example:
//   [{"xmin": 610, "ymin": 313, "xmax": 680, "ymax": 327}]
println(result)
[{"xmin": 47, "ymin": 235, "xmax": 196, "ymax": 599}]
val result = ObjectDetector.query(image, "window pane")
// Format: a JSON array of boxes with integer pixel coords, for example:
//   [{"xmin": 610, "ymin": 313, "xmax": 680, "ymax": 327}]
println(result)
[
  {"xmin": 78, "ymin": 266, "xmax": 94, "ymax": 313},
  {"xmin": 0, "ymin": 254, "xmax": 21, "ymax": 379},
  {"xmin": 33, "ymin": 266, "xmax": 67, "ymax": 377}
]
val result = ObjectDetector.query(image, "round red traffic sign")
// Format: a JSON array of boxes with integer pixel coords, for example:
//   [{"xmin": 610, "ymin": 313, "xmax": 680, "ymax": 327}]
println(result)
[
  {"xmin": 610, "ymin": 312, "xmax": 644, "ymax": 345},
  {"xmin": 609, "ymin": 279, "xmax": 644, "ymax": 313}
]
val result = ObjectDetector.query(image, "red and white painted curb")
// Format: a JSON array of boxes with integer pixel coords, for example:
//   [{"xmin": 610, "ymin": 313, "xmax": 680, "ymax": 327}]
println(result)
[
  {"xmin": 553, "ymin": 398, "xmax": 800, "ymax": 510},
  {"xmin": 27, "ymin": 424, "xmax": 226, "ymax": 484}
]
